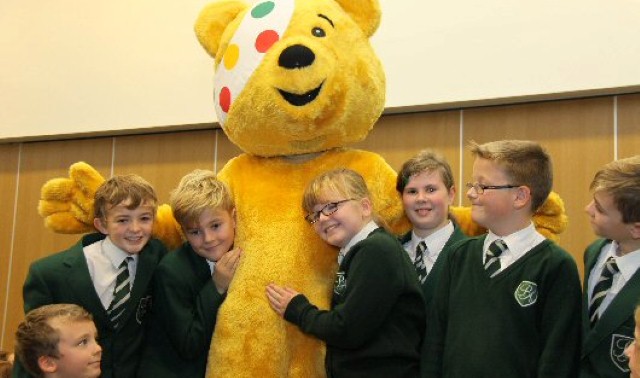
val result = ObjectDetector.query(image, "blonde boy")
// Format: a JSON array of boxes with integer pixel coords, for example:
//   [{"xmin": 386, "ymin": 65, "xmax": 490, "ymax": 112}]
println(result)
[
  {"xmin": 582, "ymin": 155, "xmax": 640, "ymax": 378},
  {"xmin": 138, "ymin": 169, "xmax": 241, "ymax": 378},
  {"xmin": 15, "ymin": 175, "xmax": 167, "ymax": 378},
  {"xmin": 425, "ymin": 140, "xmax": 581, "ymax": 378},
  {"xmin": 15, "ymin": 304, "xmax": 101, "ymax": 378}
]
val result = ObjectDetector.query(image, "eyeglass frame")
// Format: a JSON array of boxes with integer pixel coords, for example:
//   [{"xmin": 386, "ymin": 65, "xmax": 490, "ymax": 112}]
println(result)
[
  {"xmin": 465, "ymin": 182, "xmax": 519, "ymax": 195},
  {"xmin": 304, "ymin": 198, "xmax": 355, "ymax": 224}
]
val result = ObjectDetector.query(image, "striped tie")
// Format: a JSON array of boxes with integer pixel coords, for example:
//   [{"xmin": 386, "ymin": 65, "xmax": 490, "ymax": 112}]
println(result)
[
  {"xmin": 589, "ymin": 257, "xmax": 619, "ymax": 327},
  {"xmin": 485, "ymin": 239, "xmax": 507, "ymax": 278},
  {"xmin": 414, "ymin": 241, "xmax": 428, "ymax": 284},
  {"xmin": 108, "ymin": 257, "xmax": 132, "ymax": 328}
]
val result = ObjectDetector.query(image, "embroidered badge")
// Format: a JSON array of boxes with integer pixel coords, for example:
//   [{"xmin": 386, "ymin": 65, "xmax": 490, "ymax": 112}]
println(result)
[
  {"xmin": 334, "ymin": 272, "xmax": 347, "ymax": 296},
  {"xmin": 514, "ymin": 281, "xmax": 538, "ymax": 307},
  {"xmin": 611, "ymin": 334, "xmax": 633, "ymax": 372},
  {"xmin": 136, "ymin": 295, "xmax": 152, "ymax": 324}
]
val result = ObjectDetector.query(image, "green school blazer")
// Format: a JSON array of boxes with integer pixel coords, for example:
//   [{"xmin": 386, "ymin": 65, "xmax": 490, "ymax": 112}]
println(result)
[
  {"xmin": 13, "ymin": 233, "xmax": 166, "ymax": 378},
  {"xmin": 580, "ymin": 239, "xmax": 640, "ymax": 378}
]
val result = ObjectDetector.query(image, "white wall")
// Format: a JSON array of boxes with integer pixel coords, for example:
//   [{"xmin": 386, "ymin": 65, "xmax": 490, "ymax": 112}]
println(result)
[{"xmin": 1, "ymin": 0, "xmax": 639, "ymax": 141}]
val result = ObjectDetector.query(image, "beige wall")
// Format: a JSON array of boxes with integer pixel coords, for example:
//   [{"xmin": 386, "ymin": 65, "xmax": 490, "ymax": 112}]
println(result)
[{"xmin": 2, "ymin": 93, "xmax": 639, "ymax": 350}]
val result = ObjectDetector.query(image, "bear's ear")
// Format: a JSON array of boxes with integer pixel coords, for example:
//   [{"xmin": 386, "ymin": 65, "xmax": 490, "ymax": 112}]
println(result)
[
  {"xmin": 195, "ymin": 0, "xmax": 249, "ymax": 58},
  {"xmin": 334, "ymin": 0, "xmax": 381, "ymax": 37}
]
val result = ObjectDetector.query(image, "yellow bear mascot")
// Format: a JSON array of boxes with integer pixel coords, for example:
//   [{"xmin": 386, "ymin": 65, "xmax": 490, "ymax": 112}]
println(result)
[{"xmin": 38, "ymin": 0, "xmax": 567, "ymax": 377}]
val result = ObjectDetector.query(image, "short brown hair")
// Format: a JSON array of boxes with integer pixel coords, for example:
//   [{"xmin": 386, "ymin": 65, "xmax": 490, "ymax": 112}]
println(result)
[
  {"xmin": 470, "ymin": 140, "xmax": 552, "ymax": 212},
  {"xmin": 396, "ymin": 149, "xmax": 455, "ymax": 193},
  {"xmin": 170, "ymin": 169, "xmax": 234, "ymax": 227},
  {"xmin": 590, "ymin": 155, "xmax": 640, "ymax": 223},
  {"xmin": 15, "ymin": 304, "xmax": 93, "ymax": 378},
  {"xmin": 94, "ymin": 174, "xmax": 157, "ymax": 220}
]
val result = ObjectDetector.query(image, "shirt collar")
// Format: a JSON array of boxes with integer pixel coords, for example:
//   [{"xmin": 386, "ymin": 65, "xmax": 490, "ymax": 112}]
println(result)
[
  {"xmin": 411, "ymin": 220, "xmax": 454, "ymax": 257},
  {"xmin": 610, "ymin": 241, "xmax": 640, "ymax": 281},
  {"xmin": 102, "ymin": 236, "xmax": 138, "ymax": 269},
  {"xmin": 484, "ymin": 222, "xmax": 542, "ymax": 258},
  {"xmin": 339, "ymin": 221, "xmax": 379, "ymax": 259}
]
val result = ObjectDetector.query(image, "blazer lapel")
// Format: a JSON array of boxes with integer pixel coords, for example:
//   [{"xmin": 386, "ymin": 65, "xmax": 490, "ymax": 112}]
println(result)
[
  {"xmin": 583, "ymin": 242, "xmax": 640, "ymax": 354},
  {"xmin": 64, "ymin": 246, "xmax": 110, "ymax": 326}
]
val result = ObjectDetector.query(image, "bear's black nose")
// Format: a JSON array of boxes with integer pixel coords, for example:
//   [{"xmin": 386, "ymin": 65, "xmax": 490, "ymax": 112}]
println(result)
[{"xmin": 278, "ymin": 44, "xmax": 315, "ymax": 69}]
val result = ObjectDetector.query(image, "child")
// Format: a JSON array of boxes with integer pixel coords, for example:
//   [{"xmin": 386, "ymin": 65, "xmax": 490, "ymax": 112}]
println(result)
[
  {"xmin": 15, "ymin": 174, "xmax": 167, "ymax": 378},
  {"xmin": 266, "ymin": 168, "xmax": 425, "ymax": 377},
  {"xmin": 396, "ymin": 149, "xmax": 468, "ymax": 305},
  {"xmin": 137, "ymin": 169, "xmax": 242, "ymax": 378},
  {"xmin": 581, "ymin": 155, "xmax": 640, "ymax": 378},
  {"xmin": 424, "ymin": 140, "xmax": 581, "ymax": 378},
  {"xmin": 624, "ymin": 304, "xmax": 640, "ymax": 378},
  {"xmin": 0, "ymin": 351, "xmax": 13, "ymax": 378},
  {"xmin": 14, "ymin": 304, "xmax": 101, "ymax": 378}
]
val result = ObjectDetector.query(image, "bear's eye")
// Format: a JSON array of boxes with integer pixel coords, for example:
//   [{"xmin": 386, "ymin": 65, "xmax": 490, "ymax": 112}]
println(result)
[{"xmin": 312, "ymin": 27, "xmax": 326, "ymax": 38}]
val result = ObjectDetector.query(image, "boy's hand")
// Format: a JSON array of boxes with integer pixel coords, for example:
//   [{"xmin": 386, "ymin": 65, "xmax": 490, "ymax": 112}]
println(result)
[
  {"xmin": 266, "ymin": 284, "xmax": 299, "ymax": 317},
  {"xmin": 213, "ymin": 247, "xmax": 242, "ymax": 294}
]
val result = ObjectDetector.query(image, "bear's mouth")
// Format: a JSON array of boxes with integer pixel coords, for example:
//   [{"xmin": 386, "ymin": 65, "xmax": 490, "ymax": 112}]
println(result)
[{"xmin": 278, "ymin": 82, "xmax": 323, "ymax": 106}]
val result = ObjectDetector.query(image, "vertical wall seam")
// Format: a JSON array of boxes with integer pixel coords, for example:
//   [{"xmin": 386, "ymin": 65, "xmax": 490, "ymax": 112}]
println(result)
[
  {"xmin": 458, "ymin": 110, "xmax": 464, "ymax": 206},
  {"xmin": 613, "ymin": 96, "xmax": 618, "ymax": 160},
  {"xmin": 110, "ymin": 137, "xmax": 116, "ymax": 177},
  {"xmin": 214, "ymin": 129, "xmax": 219, "ymax": 173},
  {"xmin": 1, "ymin": 143, "xmax": 23, "ymax": 348}
]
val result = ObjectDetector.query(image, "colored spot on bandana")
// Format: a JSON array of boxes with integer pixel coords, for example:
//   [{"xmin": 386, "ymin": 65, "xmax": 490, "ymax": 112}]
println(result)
[
  {"xmin": 223, "ymin": 44, "xmax": 240, "ymax": 70},
  {"xmin": 219, "ymin": 87, "xmax": 231, "ymax": 113},
  {"xmin": 251, "ymin": 1, "xmax": 275, "ymax": 18},
  {"xmin": 255, "ymin": 30, "xmax": 279, "ymax": 53}
]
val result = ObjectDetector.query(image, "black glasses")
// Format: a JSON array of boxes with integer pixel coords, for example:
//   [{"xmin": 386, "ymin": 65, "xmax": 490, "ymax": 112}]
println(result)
[
  {"xmin": 466, "ymin": 182, "xmax": 519, "ymax": 195},
  {"xmin": 305, "ymin": 199, "xmax": 354, "ymax": 224}
]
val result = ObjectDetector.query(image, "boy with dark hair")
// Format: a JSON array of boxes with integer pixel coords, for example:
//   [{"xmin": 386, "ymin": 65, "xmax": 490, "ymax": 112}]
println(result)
[
  {"xmin": 425, "ymin": 140, "xmax": 581, "ymax": 378},
  {"xmin": 15, "ymin": 304, "xmax": 101, "ymax": 378},
  {"xmin": 14, "ymin": 174, "xmax": 167, "ymax": 378},
  {"xmin": 581, "ymin": 155, "xmax": 640, "ymax": 378}
]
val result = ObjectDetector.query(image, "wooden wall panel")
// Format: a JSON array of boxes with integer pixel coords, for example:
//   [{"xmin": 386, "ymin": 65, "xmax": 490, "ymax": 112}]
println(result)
[
  {"xmin": 213, "ymin": 129, "xmax": 243, "ymax": 173},
  {"xmin": 113, "ymin": 130, "xmax": 217, "ymax": 204},
  {"xmin": 618, "ymin": 94, "xmax": 640, "ymax": 159},
  {"xmin": 462, "ymin": 97, "xmax": 614, "ymax": 278},
  {"xmin": 355, "ymin": 111, "xmax": 463, "ymax": 202},
  {"xmin": 5, "ymin": 138, "xmax": 113, "ymax": 350},
  {"xmin": 0, "ymin": 144, "xmax": 19, "ymax": 350}
]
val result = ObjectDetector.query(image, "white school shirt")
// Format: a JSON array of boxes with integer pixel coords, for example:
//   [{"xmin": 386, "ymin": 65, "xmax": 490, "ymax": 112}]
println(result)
[
  {"xmin": 403, "ymin": 220, "xmax": 454, "ymax": 275},
  {"xmin": 338, "ymin": 221, "xmax": 379, "ymax": 265},
  {"xmin": 482, "ymin": 222, "xmax": 545, "ymax": 273},
  {"xmin": 587, "ymin": 241, "xmax": 640, "ymax": 317},
  {"xmin": 84, "ymin": 237, "xmax": 139, "ymax": 310}
]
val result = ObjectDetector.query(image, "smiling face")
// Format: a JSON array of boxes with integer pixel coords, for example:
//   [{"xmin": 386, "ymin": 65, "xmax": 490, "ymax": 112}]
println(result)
[
  {"xmin": 402, "ymin": 170, "xmax": 455, "ymax": 238},
  {"xmin": 184, "ymin": 207, "xmax": 236, "ymax": 262},
  {"xmin": 93, "ymin": 199, "xmax": 155, "ymax": 255},
  {"xmin": 311, "ymin": 191, "xmax": 372, "ymax": 248},
  {"xmin": 467, "ymin": 158, "xmax": 519, "ymax": 235},
  {"xmin": 217, "ymin": 0, "xmax": 385, "ymax": 157},
  {"xmin": 47, "ymin": 318, "xmax": 102, "ymax": 378}
]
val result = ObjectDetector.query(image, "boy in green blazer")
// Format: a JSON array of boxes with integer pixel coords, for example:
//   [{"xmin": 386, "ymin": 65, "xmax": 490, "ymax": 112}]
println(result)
[
  {"xmin": 581, "ymin": 155, "xmax": 640, "ymax": 378},
  {"xmin": 14, "ymin": 174, "xmax": 167, "ymax": 378},
  {"xmin": 396, "ymin": 149, "xmax": 468, "ymax": 307},
  {"xmin": 137, "ymin": 170, "xmax": 241, "ymax": 378}
]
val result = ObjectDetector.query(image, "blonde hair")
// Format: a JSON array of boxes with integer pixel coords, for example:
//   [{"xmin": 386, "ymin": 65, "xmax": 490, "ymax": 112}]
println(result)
[
  {"xmin": 15, "ymin": 304, "xmax": 94, "ymax": 378},
  {"xmin": 470, "ymin": 140, "xmax": 552, "ymax": 212},
  {"xmin": 170, "ymin": 169, "xmax": 234, "ymax": 227},
  {"xmin": 302, "ymin": 168, "xmax": 386, "ymax": 228},
  {"xmin": 94, "ymin": 174, "xmax": 157, "ymax": 220},
  {"xmin": 396, "ymin": 149, "xmax": 454, "ymax": 193},
  {"xmin": 590, "ymin": 155, "xmax": 640, "ymax": 223}
]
